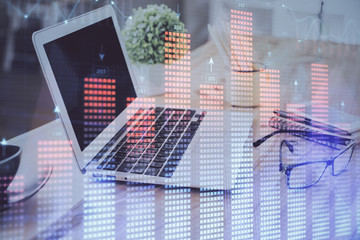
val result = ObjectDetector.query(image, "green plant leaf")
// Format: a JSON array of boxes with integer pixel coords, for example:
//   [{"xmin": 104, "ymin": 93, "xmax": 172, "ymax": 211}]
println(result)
[{"xmin": 122, "ymin": 4, "xmax": 187, "ymax": 64}]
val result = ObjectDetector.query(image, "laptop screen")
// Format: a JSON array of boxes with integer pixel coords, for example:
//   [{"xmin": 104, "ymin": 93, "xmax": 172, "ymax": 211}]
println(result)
[{"xmin": 44, "ymin": 17, "xmax": 137, "ymax": 151}]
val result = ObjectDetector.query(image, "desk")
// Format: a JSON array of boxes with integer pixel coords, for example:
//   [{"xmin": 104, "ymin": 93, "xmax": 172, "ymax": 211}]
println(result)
[{"xmin": 1, "ymin": 38, "xmax": 360, "ymax": 239}]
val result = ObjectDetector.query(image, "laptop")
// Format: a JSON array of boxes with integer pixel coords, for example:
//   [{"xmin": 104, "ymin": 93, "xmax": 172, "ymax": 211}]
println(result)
[{"xmin": 33, "ymin": 5, "xmax": 252, "ymax": 190}]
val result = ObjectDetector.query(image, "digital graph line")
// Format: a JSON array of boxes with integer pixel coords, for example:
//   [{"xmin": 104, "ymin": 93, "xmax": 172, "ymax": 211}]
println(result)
[
  {"xmin": 282, "ymin": 3, "xmax": 360, "ymax": 43},
  {"xmin": 2, "ymin": 0, "xmax": 131, "ymax": 21},
  {"xmin": 67, "ymin": 0, "xmax": 81, "ymax": 20}
]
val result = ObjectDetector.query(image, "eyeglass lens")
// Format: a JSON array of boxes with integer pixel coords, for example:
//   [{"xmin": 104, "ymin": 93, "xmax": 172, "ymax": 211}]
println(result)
[
  {"xmin": 288, "ymin": 162, "xmax": 327, "ymax": 189},
  {"xmin": 281, "ymin": 140, "xmax": 354, "ymax": 188}
]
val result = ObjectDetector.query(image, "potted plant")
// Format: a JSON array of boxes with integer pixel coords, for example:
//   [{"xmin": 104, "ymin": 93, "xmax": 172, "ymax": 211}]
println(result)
[{"xmin": 122, "ymin": 4, "xmax": 186, "ymax": 96}]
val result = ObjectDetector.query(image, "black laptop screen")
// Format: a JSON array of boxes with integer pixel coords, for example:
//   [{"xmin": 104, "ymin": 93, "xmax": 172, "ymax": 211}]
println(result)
[{"xmin": 44, "ymin": 17, "xmax": 137, "ymax": 151}]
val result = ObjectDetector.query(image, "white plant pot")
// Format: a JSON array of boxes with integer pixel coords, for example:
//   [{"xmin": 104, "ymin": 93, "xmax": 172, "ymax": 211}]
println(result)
[{"xmin": 132, "ymin": 63, "xmax": 165, "ymax": 97}]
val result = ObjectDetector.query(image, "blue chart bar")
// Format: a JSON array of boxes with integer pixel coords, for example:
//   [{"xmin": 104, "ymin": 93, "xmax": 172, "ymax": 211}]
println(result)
[
  {"xmin": 37, "ymin": 140, "xmax": 74, "ymax": 239},
  {"xmin": 311, "ymin": 64, "xmax": 330, "ymax": 240},
  {"xmin": 259, "ymin": 69, "xmax": 281, "ymax": 239},
  {"xmin": 126, "ymin": 184, "xmax": 155, "ymax": 239},
  {"xmin": 199, "ymin": 84, "xmax": 225, "ymax": 239},
  {"xmin": 286, "ymin": 104, "xmax": 306, "ymax": 240},
  {"xmin": 230, "ymin": 111, "xmax": 254, "ymax": 239}
]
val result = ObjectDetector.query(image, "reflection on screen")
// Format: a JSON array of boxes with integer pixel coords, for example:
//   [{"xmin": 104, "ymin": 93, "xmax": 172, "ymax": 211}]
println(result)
[{"xmin": 44, "ymin": 17, "xmax": 137, "ymax": 151}]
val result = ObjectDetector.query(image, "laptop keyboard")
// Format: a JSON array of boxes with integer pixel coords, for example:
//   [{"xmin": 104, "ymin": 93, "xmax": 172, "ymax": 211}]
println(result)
[{"xmin": 97, "ymin": 107, "xmax": 205, "ymax": 178}]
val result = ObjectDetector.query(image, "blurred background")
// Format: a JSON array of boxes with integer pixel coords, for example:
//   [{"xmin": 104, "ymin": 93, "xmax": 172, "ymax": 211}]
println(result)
[{"xmin": 1, "ymin": 0, "xmax": 359, "ymax": 140}]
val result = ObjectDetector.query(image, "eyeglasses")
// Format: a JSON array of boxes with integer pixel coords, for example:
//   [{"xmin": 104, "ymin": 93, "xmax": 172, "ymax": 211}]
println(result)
[
  {"xmin": 279, "ymin": 139, "xmax": 355, "ymax": 189},
  {"xmin": 253, "ymin": 130, "xmax": 356, "ymax": 189}
]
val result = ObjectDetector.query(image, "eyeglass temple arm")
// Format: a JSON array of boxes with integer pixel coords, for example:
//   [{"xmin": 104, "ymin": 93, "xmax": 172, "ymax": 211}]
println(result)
[
  {"xmin": 253, "ymin": 130, "xmax": 287, "ymax": 147},
  {"xmin": 253, "ymin": 130, "xmax": 352, "ymax": 148}
]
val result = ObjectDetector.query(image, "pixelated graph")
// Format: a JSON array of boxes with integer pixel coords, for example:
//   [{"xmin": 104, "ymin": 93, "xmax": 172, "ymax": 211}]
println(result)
[
  {"xmin": 126, "ymin": 184, "xmax": 155, "ymax": 240},
  {"xmin": 230, "ymin": 9, "xmax": 255, "ymax": 106},
  {"xmin": 83, "ymin": 77, "xmax": 116, "ymax": 239},
  {"xmin": 229, "ymin": 9, "xmax": 254, "ymax": 239},
  {"xmin": 37, "ymin": 140, "xmax": 73, "ymax": 239},
  {"xmin": 164, "ymin": 31, "xmax": 192, "ymax": 240},
  {"xmin": 259, "ymin": 68, "xmax": 281, "ymax": 239},
  {"xmin": 83, "ymin": 177, "xmax": 115, "ymax": 240},
  {"xmin": 311, "ymin": 63, "xmax": 330, "ymax": 240},
  {"xmin": 0, "ymin": 172, "xmax": 25, "ymax": 239},
  {"xmin": 83, "ymin": 77, "xmax": 116, "ymax": 147},
  {"xmin": 311, "ymin": 64, "xmax": 329, "ymax": 120},
  {"xmin": 285, "ymin": 104, "xmax": 307, "ymax": 240},
  {"xmin": 333, "ymin": 122, "xmax": 352, "ymax": 238},
  {"xmin": 164, "ymin": 31, "xmax": 191, "ymax": 109},
  {"xmin": 230, "ymin": 108, "xmax": 254, "ymax": 240},
  {"xmin": 164, "ymin": 186, "xmax": 191, "ymax": 240},
  {"xmin": 199, "ymin": 84, "xmax": 225, "ymax": 239}
]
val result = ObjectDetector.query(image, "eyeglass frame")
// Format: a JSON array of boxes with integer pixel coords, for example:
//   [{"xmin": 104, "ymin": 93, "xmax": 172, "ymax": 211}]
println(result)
[
  {"xmin": 279, "ymin": 139, "xmax": 356, "ymax": 189},
  {"xmin": 253, "ymin": 129, "xmax": 352, "ymax": 149}
]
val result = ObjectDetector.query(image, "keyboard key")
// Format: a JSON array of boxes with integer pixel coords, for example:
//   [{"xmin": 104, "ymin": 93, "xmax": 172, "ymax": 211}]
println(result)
[
  {"xmin": 173, "ymin": 125, "xmax": 187, "ymax": 133},
  {"xmin": 154, "ymin": 125, "xmax": 163, "ymax": 131},
  {"xmin": 114, "ymin": 151, "xmax": 127, "ymax": 159},
  {"xmin": 185, "ymin": 131, "xmax": 196, "ymax": 139},
  {"xmin": 190, "ymin": 122, "xmax": 200, "ymax": 131},
  {"xmin": 172, "ymin": 109, "xmax": 185, "ymax": 114},
  {"xmin": 131, "ymin": 148, "xmax": 146, "ymax": 154},
  {"xmin": 185, "ymin": 110, "xmax": 196, "ymax": 117},
  {"xmin": 166, "ymin": 138, "xmax": 179, "ymax": 144},
  {"xmin": 138, "ymin": 156, "xmax": 153, "ymax": 164},
  {"xmin": 117, "ymin": 163, "xmax": 134, "ymax": 172},
  {"xmin": 145, "ymin": 148, "xmax": 158, "ymax": 155},
  {"xmin": 172, "ymin": 148, "xmax": 186, "ymax": 156},
  {"xmin": 172, "ymin": 132, "xmax": 183, "ymax": 138},
  {"xmin": 150, "ymin": 162, "xmax": 163, "ymax": 168},
  {"xmin": 163, "ymin": 126, "xmax": 174, "ymax": 132},
  {"xmin": 151, "ymin": 142, "xmax": 162, "ymax": 148},
  {"xmin": 131, "ymin": 163, "xmax": 148, "ymax": 174},
  {"xmin": 167, "ymin": 120, "xmax": 178, "ymax": 126},
  {"xmin": 168, "ymin": 153, "xmax": 182, "ymax": 160},
  {"xmin": 154, "ymin": 137, "xmax": 167, "ymax": 143},
  {"xmin": 120, "ymin": 145, "xmax": 132, "ymax": 153},
  {"xmin": 163, "ymin": 143, "xmax": 175, "ymax": 150},
  {"xmin": 124, "ymin": 156, "xmax": 138, "ymax": 164},
  {"xmin": 158, "ymin": 131, "xmax": 171, "ymax": 138},
  {"xmin": 103, "ymin": 164, "xmax": 117, "ymax": 170},
  {"xmin": 108, "ymin": 158, "xmax": 123, "ymax": 165},
  {"xmin": 145, "ymin": 167, "xmax": 160, "ymax": 176},
  {"xmin": 142, "ymin": 153, "xmax": 156, "ymax": 159},
  {"xmin": 155, "ymin": 107, "xmax": 164, "ymax": 113},
  {"xmin": 178, "ymin": 120, "xmax": 190, "ymax": 126},
  {"xmin": 98, "ymin": 154, "xmax": 113, "ymax": 168},
  {"xmin": 153, "ymin": 156, "xmax": 167, "ymax": 163},
  {"xmin": 142, "ymin": 134, "xmax": 155, "ymax": 140},
  {"xmin": 128, "ymin": 152, "xmax": 141, "ymax": 158},
  {"xmin": 157, "ymin": 150, "xmax": 171, "ymax": 158}
]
